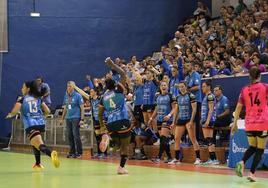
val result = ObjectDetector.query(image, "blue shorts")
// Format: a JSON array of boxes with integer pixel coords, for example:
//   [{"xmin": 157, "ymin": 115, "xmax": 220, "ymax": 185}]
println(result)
[
  {"xmin": 176, "ymin": 119, "xmax": 190, "ymax": 126},
  {"xmin": 201, "ymin": 121, "xmax": 214, "ymax": 128},
  {"xmin": 107, "ymin": 119, "xmax": 131, "ymax": 138}
]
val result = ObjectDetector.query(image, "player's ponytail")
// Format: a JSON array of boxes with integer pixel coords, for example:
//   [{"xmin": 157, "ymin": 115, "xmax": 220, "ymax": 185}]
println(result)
[
  {"xmin": 249, "ymin": 66, "xmax": 261, "ymax": 84},
  {"xmin": 27, "ymin": 80, "xmax": 46, "ymax": 98}
]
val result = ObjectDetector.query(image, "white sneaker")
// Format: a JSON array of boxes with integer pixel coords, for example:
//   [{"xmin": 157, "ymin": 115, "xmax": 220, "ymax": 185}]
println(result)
[
  {"xmin": 247, "ymin": 172, "xmax": 256, "ymax": 182},
  {"xmin": 168, "ymin": 159, "xmax": 180, "ymax": 165},
  {"xmin": 194, "ymin": 158, "xmax": 201, "ymax": 165},
  {"xmin": 153, "ymin": 139, "xmax": 160, "ymax": 146},
  {"xmin": 202, "ymin": 159, "xmax": 213, "ymax": 165},
  {"xmin": 211, "ymin": 159, "xmax": 220, "ymax": 165},
  {"xmin": 117, "ymin": 166, "xmax": 129, "ymax": 175}
]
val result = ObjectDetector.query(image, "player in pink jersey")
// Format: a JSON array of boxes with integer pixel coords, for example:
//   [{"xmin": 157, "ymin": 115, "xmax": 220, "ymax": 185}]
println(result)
[{"xmin": 231, "ymin": 67, "xmax": 268, "ymax": 182}]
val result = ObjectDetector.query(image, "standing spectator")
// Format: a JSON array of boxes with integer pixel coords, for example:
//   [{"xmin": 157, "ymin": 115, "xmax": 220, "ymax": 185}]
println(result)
[
  {"xmin": 236, "ymin": 0, "xmax": 248, "ymax": 15},
  {"xmin": 86, "ymin": 75, "xmax": 94, "ymax": 89},
  {"xmin": 184, "ymin": 61, "xmax": 202, "ymax": 141},
  {"xmin": 213, "ymin": 85, "xmax": 231, "ymax": 127},
  {"xmin": 60, "ymin": 81, "xmax": 84, "ymax": 158},
  {"xmin": 36, "ymin": 77, "xmax": 52, "ymax": 108}
]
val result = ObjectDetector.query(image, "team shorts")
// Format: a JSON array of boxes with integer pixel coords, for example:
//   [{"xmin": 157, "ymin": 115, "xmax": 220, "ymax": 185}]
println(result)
[
  {"xmin": 142, "ymin": 104, "xmax": 156, "ymax": 113},
  {"xmin": 246, "ymin": 131, "xmax": 268, "ymax": 138},
  {"xmin": 107, "ymin": 119, "xmax": 131, "ymax": 138},
  {"xmin": 25, "ymin": 125, "xmax": 45, "ymax": 140},
  {"xmin": 176, "ymin": 119, "xmax": 191, "ymax": 126}
]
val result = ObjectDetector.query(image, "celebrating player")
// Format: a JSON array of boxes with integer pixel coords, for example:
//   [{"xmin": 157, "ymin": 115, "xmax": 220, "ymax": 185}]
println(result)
[{"xmin": 6, "ymin": 80, "xmax": 60, "ymax": 170}]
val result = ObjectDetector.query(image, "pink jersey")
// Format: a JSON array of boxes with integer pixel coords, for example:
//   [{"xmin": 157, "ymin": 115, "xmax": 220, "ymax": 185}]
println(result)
[{"xmin": 238, "ymin": 82, "xmax": 268, "ymax": 131}]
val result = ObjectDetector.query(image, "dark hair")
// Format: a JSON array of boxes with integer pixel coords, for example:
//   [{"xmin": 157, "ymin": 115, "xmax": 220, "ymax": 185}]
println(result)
[
  {"xmin": 105, "ymin": 78, "xmax": 116, "ymax": 90},
  {"xmin": 178, "ymin": 81, "xmax": 188, "ymax": 87},
  {"xmin": 203, "ymin": 80, "xmax": 212, "ymax": 88},
  {"xmin": 214, "ymin": 85, "xmax": 222, "ymax": 91},
  {"xmin": 249, "ymin": 66, "xmax": 261, "ymax": 83},
  {"xmin": 25, "ymin": 80, "xmax": 46, "ymax": 98},
  {"xmin": 36, "ymin": 76, "xmax": 44, "ymax": 82}
]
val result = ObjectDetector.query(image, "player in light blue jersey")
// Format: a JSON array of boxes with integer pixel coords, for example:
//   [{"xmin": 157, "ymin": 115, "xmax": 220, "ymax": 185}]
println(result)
[
  {"xmin": 6, "ymin": 80, "xmax": 60, "ymax": 170},
  {"xmin": 149, "ymin": 81, "xmax": 176, "ymax": 163},
  {"xmin": 201, "ymin": 81, "xmax": 219, "ymax": 165}
]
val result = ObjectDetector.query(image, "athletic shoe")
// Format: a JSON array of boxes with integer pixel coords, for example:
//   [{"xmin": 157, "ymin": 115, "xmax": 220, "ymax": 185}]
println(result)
[
  {"xmin": 164, "ymin": 158, "xmax": 173, "ymax": 163},
  {"xmin": 202, "ymin": 159, "xmax": 213, "ymax": 165},
  {"xmin": 194, "ymin": 158, "xmax": 201, "ymax": 165},
  {"xmin": 32, "ymin": 164, "xmax": 44, "ymax": 170},
  {"xmin": 167, "ymin": 159, "xmax": 180, "ymax": 165},
  {"xmin": 151, "ymin": 157, "xmax": 161, "ymax": 163},
  {"xmin": 247, "ymin": 172, "xmax": 256, "ymax": 182},
  {"xmin": 211, "ymin": 159, "xmax": 220, "ymax": 165},
  {"xmin": 100, "ymin": 134, "xmax": 110, "ymax": 153},
  {"xmin": 235, "ymin": 161, "xmax": 244, "ymax": 177},
  {"xmin": 117, "ymin": 166, "xmax": 129, "ymax": 175},
  {"xmin": 76, "ymin": 154, "xmax": 82, "ymax": 158},
  {"xmin": 51, "ymin": 150, "xmax": 60, "ymax": 168},
  {"xmin": 153, "ymin": 139, "xmax": 160, "ymax": 146},
  {"xmin": 67, "ymin": 154, "xmax": 76, "ymax": 158}
]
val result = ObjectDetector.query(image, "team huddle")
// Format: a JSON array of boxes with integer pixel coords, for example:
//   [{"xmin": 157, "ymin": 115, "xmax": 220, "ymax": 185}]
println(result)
[{"xmin": 6, "ymin": 57, "xmax": 268, "ymax": 181}]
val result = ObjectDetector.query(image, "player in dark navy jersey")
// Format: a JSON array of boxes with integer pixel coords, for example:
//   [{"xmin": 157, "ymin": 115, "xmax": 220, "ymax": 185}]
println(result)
[
  {"xmin": 169, "ymin": 81, "xmax": 201, "ymax": 165},
  {"xmin": 6, "ymin": 80, "xmax": 60, "ymax": 170}
]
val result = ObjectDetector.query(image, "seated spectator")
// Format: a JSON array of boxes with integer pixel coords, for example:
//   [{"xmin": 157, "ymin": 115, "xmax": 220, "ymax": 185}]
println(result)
[
  {"xmin": 251, "ymin": 52, "xmax": 266, "ymax": 72},
  {"xmin": 217, "ymin": 60, "xmax": 232, "ymax": 76}
]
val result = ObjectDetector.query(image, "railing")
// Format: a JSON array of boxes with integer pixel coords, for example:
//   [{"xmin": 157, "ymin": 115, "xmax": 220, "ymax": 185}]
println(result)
[{"xmin": 11, "ymin": 117, "xmax": 94, "ymax": 149}]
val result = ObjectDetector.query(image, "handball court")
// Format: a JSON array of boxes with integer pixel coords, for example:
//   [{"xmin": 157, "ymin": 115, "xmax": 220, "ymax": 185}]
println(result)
[{"xmin": 1, "ymin": 152, "xmax": 268, "ymax": 188}]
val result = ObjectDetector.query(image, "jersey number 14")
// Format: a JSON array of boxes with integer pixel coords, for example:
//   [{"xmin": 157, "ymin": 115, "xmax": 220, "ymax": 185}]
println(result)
[{"xmin": 249, "ymin": 92, "xmax": 261, "ymax": 106}]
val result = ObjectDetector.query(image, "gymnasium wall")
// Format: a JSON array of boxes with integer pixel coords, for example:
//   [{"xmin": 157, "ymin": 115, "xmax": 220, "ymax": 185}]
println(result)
[{"xmin": 0, "ymin": 0, "xmax": 205, "ymax": 138}]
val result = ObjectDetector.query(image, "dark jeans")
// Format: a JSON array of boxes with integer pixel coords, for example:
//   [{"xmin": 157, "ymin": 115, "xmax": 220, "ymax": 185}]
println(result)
[
  {"xmin": 195, "ymin": 102, "xmax": 203, "ymax": 141},
  {"xmin": 66, "ymin": 118, "xmax": 83, "ymax": 155}
]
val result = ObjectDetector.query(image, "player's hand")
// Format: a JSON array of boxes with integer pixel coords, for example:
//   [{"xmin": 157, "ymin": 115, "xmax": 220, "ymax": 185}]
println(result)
[
  {"xmin": 105, "ymin": 57, "xmax": 113, "ymax": 65},
  {"xmin": 79, "ymin": 120, "xmax": 84, "ymax": 126},
  {"xmin": 203, "ymin": 121, "xmax": 209, "ymax": 128},
  {"xmin": 59, "ymin": 119, "xmax": 64, "ymax": 126},
  {"xmin": 231, "ymin": 122, "xmax": 238, "ymax": 136},
  {"xmin": 5, "ymin": 113, "xmax": 13, "ymax": 119},
  {"xmin": 163, "ymin": 114, "xmax": 171, "ymax": 122}
]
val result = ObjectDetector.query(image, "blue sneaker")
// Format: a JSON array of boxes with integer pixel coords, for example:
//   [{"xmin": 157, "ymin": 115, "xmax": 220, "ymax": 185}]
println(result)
[
  {"xmin": 151, "ymin": 157, "xmax": 161, "ymax": 163},
  {"xmin": 202, "ymin": 159, "xmax": 213, "ymax": 165}
]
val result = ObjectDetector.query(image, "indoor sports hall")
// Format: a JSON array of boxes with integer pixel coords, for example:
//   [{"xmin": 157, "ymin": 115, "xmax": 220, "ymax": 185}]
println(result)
[{"xmin": 0, "ymin": 0, "xmax": 268, "ymax": 188}]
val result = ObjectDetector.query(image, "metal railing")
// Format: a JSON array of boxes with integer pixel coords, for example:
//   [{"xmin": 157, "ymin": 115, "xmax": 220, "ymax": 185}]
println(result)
[{"xmin": 11, "ymin": 117, "xmax": 94, "ymax": 149}]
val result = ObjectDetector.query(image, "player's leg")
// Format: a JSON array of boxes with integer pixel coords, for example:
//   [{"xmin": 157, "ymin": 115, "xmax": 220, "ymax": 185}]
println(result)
[
  {"xmin": 169, "ymin": 124, "xmax": 185, "ymax": 164},
  {"xmin": 186, "ymin": 122, "xmax": 201, "ymax": 165},
  {"xmin": 235, "ymin": 132, "xmax": 257, "ymax": 177}
]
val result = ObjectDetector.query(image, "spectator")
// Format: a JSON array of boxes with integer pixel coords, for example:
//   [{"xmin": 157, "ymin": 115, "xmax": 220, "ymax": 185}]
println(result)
[
  {"xmin": 60, "ymin": 81, "xmax": 84, "ymax": 158},
  {"xmin": 213, "ymin": 85, "xmax": 231, "ymax": 127},
  {"xmin": 236, "ymin": 0, "xmax": 248, "ymax": 15},
  {"xmin": 36, "ymin": 77, "xmax": 52, "ymax": 108},
  {"xmin": 217, "ymin": 61, "xmax": 232, "ymax": 76}
]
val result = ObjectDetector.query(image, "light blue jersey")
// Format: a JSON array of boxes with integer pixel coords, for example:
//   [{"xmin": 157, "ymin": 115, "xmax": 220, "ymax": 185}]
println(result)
[
  {"xmin": 101, "ymin": 90, "xmax": 129, "ymax": 124},
  {"xmin": 18, "ymin": 95, "xmax": 45, "ymax": 130}
]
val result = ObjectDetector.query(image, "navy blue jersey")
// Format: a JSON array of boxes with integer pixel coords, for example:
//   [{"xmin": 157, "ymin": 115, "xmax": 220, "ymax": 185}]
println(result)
[
  {"xmin": 91, "ymin": 97, "xmax": 101, "ymax": 121},
  {"xmin": 143, "ymin": 80, "xmax": 158, "ymax": 105},
  {"xmin": 176, "ymin": 92, "xmax": 196, "ymax": 120},
  {"xmin": 156, "ymin": 94, "xmax": 175, "ymax": 122},
  {"xmin": 133, "ymin": 85, "xmax": 143, "ymax": 106},
  {"xmin": 100, "ymin": 89, "xmax": 129, "ymax": 124},
  {"xmin": 201, "ymin": 93, "xmax": 217, "ymax": 123},
  {"xmin": 185, "ymin": 71, "xmax": 202, "ymax": 103},
  {"xmin": 18, "ymin": 95, "xmax": 45, "ymax": 130}
]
